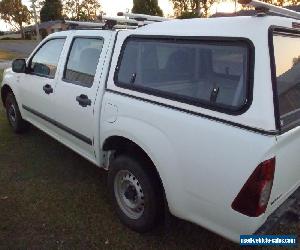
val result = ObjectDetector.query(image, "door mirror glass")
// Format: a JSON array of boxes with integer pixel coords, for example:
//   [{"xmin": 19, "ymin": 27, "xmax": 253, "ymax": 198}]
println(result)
[{"xmin": 12, "ymin": 59, "xmax": 26, "ymax": 73}]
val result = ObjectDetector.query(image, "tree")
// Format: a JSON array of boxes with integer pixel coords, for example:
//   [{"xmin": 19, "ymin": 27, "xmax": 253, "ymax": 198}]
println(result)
[
  {"xmin": 63, "ymin": 0, "xmax": 81, "ymax": 20},
  {"xmin": 0, "ymin": 0, "xmax": 31, "ymax": 38},
  {"xmin": 40, "ymin": 0, "xmax": 63, "ymax": 22},
  {"xmin": 30, "ymin": 0, "xmax": 44, "ymax": 21},
  {"xmin": 170, "ymin": 0, "xmax": 215, "ymax": 18},
  {"xmin": 63, "ymin": 0, "xmax": 101, "ymax": 21},
  {"xmin": 80, "ymin": 0, "xmax": 101, "ymax": 20},
  {"xmin": 132, "ymin": 0, "xmax": 164, "ymax": 16},
  {"xmin": 171, "ymin": 0, "xmax": 194, "ymax": 17},
  {"xmin": 177, "ymin": 11, "xmax": 200, "ymax": 18},
  {"xmin": 258, "ymin": 0, "xmax": 295, "ymax": 6},
  {"xmin": 200, "ymin": 0, "xmax": 216, "ymax": 17}
]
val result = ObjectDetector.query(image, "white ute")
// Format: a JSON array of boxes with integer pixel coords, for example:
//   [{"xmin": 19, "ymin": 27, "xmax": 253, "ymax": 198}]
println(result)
[{"xmin": 1, "ymin": 0, "xmax": 300, "ymax": 242}]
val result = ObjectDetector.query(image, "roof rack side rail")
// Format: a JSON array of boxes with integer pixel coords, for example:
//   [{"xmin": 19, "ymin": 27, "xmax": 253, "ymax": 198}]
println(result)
[
  {"xmin": 103, "ymin": 16, "xmax": 139, "ymax": 25},
  {"xmin": 102, "ymin": 16, "xmax": 157, "ymax": 27},
  {"xmin": 239, "ymin": 0, "xmax": 300, "ymax": 20},
  {"xmin": 65, "ymin": 20, "xmax": 138, "ymax": 30},
  {"xmin": 114, "ymin": 25, "xmax": 137, "ymax": 29},
  {"xmin": 117, "ymin": 12, "xmax": 170, "ymax": 22},
  {"xmin": 65, "ymin": 20, "xmax": 105, "ymax": 27}
]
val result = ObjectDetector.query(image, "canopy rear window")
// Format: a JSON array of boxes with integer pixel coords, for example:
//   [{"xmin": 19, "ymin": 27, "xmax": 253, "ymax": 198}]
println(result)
[{"xmin": 273, "ymin": 32, "xmax": 300, "ymax": 129}]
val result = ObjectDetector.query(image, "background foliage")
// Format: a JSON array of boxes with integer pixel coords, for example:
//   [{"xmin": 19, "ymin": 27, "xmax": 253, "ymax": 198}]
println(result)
[
  {"xmin": 0, "ymin": 0, "xmax": 31, "ymax": 37},
  {"xmin": 40, "ymin": 0, "xmax": 63, "ymax": 22},
  {"xmin": 132, "ymin": 0, "xmax": 164, "ymax": 16}
]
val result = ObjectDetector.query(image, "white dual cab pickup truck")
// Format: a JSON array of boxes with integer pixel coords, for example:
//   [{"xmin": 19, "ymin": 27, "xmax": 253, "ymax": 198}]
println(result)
[{"xmin": 1, "ymin": 7, "xmax": 300, "ymax": 243}]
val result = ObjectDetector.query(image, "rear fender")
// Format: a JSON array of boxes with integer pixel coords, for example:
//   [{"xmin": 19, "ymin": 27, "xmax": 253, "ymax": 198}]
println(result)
[{"xmin": 100, "ymin": 115, "xmax": 183, "ymax": 214}]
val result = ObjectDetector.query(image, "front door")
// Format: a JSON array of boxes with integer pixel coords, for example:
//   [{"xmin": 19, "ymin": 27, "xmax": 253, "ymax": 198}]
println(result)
[
  {"xmin": 54, "ymin": 31, "xmax": 113, "ymax": 159},
  {"xmin": 19, "ymin": 38, "xmax": 66, "ymax": 127}
]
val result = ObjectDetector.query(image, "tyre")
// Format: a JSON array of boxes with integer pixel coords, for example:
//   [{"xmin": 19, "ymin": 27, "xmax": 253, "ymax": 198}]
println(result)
[
  {"xmin": 108, "ymin": 154, "xmax": 164, "ymax": 233},
  {"xmin": 5, "ymin": 92, "xmax": 29, "ymax": 133}
]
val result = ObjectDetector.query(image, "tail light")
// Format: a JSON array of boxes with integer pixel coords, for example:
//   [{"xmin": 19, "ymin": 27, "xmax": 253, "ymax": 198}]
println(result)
[{"xmin": 231, "ymin": 157, "xmax": 276, "ymax": 217}]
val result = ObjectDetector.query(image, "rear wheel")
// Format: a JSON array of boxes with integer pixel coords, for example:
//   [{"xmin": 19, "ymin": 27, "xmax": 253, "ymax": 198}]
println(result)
[
  {"xmin": 5, "ymin": 92, "xmax": 28, "ymax": 133},
  {"xmin": 108, "ymin": 154, "xmax": 164, "ymax": 232}
]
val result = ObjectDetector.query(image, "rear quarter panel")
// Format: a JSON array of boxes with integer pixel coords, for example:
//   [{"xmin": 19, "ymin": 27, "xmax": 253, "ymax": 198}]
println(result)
[
  {"xmin": 266, "ymin": 127, "xmax": 300, "ymax": 216},
  {"xmin": 100, "ymin": 91, "xmax": 277, "ymax": 241},
  {"xmin": 99, "ymin": 29, "xmax": 280, "ymax": 242}
]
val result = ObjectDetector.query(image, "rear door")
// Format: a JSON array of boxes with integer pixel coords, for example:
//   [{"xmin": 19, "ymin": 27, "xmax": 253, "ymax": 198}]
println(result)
[
  {"xmin": 53, "ymin": 31, "xmax": 114, "ymax": 159},
  {"xmin": 269, "ymin": 28, "xmax": 300, "ymax": 208}
]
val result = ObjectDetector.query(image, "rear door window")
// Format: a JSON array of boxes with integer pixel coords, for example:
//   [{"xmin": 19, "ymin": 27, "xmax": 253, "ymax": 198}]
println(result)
[
  {"xmin": 63, "ymin": 37, "xmax": 104, "ymax": 87},
  {"xmin": 273, "ymin": 33, "xmax": 300, "ymax": 129},
  {"xmin": 115, "ymin": 37, "xmax": 252, "ymax": 114}
]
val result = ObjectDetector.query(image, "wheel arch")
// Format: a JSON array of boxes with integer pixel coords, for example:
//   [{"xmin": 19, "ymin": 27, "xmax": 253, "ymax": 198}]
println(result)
[
  {"xmin": 1, "ymin": 84, "xmax": 13, "ymax": 107},
  {"xmin": 103, "ymin": 135, "xmax": 163, "ymax": 185},
  {"xmin": 102, "ymin": 134, "xmax": 173, "ymax": 212}
]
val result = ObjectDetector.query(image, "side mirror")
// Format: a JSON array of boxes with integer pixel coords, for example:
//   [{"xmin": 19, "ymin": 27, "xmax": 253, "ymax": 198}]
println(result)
[{"xmin": 12, "ymin": 59, "xmax": 26, "ymax": 73}]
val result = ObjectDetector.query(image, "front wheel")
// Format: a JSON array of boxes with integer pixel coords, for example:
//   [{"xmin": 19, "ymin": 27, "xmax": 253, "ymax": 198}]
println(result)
[
  {"xmin": 5, "ymin": 92, "xmax": 29, "ymax": 133},
  {"xmin": 108, "ymin": 154, "xmax": 164, "ymax": 232}
]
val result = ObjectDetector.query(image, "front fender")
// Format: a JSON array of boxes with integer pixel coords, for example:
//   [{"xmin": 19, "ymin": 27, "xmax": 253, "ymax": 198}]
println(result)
[{"xmin": 1, "ymin": 69, "xmax": 22, "ymax": 111}]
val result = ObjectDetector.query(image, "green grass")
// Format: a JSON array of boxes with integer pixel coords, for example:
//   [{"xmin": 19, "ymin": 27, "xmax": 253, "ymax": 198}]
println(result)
[
  {"xmin": 0, "ymin": 69, "xmax": 3, "ymax": 82},
  {"xmin": 0, "ymin": 104, "xmax": 299, "ymax": 249}
]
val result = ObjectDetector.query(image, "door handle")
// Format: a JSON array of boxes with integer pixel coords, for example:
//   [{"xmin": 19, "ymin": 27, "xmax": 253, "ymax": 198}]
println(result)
[
  {"xmin": 43, "ymin": 84, "xmax": 53, "ymax": 95},
  {"xmin": 76, "ymin": 94, "xmax": 91, "ymax": 107}
]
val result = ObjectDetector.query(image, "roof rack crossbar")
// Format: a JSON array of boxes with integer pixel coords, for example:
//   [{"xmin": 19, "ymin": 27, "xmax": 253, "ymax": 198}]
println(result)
[
  {"xmin": 117, "ymin": 12, "xmax": 169, "ymax": 22},
  {"xmin": 239, "ymin": 0, "xmax": 300, "ymax": 20}
]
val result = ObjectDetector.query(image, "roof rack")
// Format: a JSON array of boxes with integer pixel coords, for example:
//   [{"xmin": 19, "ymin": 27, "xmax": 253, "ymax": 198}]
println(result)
[
  {"xmin": 65, "ymin": 12, "xmax": 169, "ymax": 31},
  {"xmin": 239, "ymin": 0, "xmax": 300, "ymax": 20},
  {"xmin": 65, "ymin": 20, "xmax": 105, "ymax": 28},
  {"xmin": 117, "ymin": 12, "xmax": 170, "ymax": 22},
  {"xmin": 65, "ymin": 19, "xmax": 137, "ymax": 30}
]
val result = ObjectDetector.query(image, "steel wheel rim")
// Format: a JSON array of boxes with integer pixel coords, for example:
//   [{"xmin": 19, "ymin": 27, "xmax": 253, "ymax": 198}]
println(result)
[
  {"xmin": 8, "ymin": 102, "xmax": 16, "ymax": 124},
  {"xmin": 114, "ymin": 170, "xmax": 145, "ymax": 220}
]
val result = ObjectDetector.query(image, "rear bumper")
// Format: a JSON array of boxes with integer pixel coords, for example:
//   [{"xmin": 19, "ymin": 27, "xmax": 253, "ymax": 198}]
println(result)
[{"xmin": 256, "ymin": 186, "xmax": 300, "ymax": 234}]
